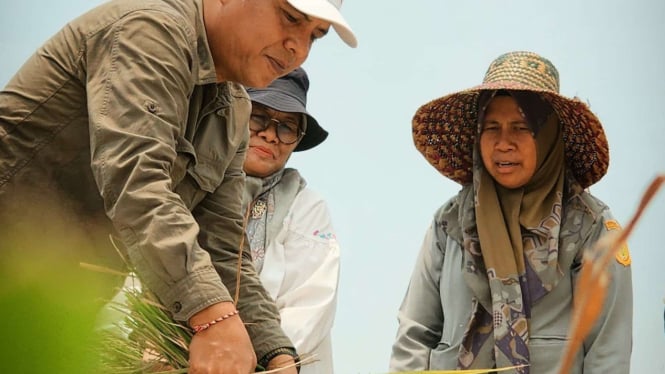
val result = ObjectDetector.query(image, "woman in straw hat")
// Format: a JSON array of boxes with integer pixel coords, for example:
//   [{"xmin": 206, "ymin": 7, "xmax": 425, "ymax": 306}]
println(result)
[{"xmin": 389, "ymin": 51, "xmax": 632, "ymax": 373}]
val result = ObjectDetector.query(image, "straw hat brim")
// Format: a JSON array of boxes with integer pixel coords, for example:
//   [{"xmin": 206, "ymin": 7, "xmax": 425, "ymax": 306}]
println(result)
[{"xmin": 412, "ymin": 81, "xmax": 609, "ymax": 188}]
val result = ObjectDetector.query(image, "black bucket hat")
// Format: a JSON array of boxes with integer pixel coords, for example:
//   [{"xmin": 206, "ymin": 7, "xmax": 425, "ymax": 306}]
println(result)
[{"xmin": 246, "ymin": 67, "xmax": 328, "ymax": 152}]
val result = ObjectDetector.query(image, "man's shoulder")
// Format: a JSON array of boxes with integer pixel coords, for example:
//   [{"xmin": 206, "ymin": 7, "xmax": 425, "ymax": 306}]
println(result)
[{"xmin": 75, "ymin": 0, "xmax": 198, "ymax": 34}]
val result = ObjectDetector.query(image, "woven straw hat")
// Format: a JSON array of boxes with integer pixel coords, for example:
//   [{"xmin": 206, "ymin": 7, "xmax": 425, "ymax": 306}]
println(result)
[{"xmin": 412, "ymin": 51, "xmax": 609, "ymax": 188}]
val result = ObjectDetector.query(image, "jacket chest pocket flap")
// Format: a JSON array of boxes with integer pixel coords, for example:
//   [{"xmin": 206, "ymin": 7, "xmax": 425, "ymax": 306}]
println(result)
[{"xmin": 172, "ymin": 137, "xmax": 225, "ymax": 212}]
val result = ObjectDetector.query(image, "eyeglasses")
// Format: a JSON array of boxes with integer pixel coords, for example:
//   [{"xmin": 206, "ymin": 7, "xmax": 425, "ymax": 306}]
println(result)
[{"xmin": 249, "ymin": 112, "xmax": 304, "ymax": 145}]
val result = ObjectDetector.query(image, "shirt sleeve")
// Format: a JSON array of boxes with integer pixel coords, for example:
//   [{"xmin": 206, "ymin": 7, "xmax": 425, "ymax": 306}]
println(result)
[
  {"xmin": 389, "ymin": 217, "xmax": 446, "ymax": 371},
  {"xmin": 86, "ymin": 10, "xmax": 227, "ymax": 321},
  {"xmin": 195, "ymin": 140, "xmax": 294, "ymax": 359},
  {"xmin": 578, "ymin": 210, "xmax": 633, "ymax": 372},
  {"xmin": 269, "ymin": 189, "xmax": 340, "ymax": 355}
]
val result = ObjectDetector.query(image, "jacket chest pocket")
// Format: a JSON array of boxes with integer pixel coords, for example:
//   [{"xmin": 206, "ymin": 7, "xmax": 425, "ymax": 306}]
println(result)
[
  {"xmin": 172, "ymin": 136, "xmax": 196, "ymax": 187},
  {"xmin": 172, "ymin": 136, "xmax": 224, "ymax": 210},
  {"xmin": 183, "ymin": 110, "xmax": 241, "ymax": 192}
]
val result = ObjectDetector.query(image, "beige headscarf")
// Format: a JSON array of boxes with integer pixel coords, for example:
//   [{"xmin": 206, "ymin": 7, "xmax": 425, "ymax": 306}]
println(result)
[
  {"xmin": 458, "ymin": 95, "xmax": 566, "ymax": 372},
  {"xmin": 476, "ymin": 112, "xmax": 565, "ymax": 295}
]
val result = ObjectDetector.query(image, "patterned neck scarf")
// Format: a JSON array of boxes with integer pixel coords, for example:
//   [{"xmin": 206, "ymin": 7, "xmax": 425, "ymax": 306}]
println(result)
[
  {"xmin": 458, "ymin": 109, "xmax": 565, "ymax": 372},
  {"xmin": 243, "ymin": 168, "xmax": 306, "ymax": 273}
]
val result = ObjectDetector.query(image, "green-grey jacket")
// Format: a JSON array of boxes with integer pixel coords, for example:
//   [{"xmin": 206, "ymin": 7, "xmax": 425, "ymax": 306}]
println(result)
[
  {"xmin": 390, "ymin": 186, "xmax": 633, "ymax": 373},
  {"xmin": 0, "ymin": 0, "xmax": 291, "ymax": 359}
]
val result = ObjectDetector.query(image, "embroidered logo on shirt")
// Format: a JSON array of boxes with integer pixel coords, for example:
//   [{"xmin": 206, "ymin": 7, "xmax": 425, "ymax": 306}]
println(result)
[
  {"xmin": 604, "ymin": 220, "xmax": 631, "ymax": 266},
  {"xmin": 312, "ymin": 230, "xmax": 336, "ymax": 240}
]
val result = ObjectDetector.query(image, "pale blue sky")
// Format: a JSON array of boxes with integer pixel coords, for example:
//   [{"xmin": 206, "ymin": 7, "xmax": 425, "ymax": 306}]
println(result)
[{"xmin": 1, "ymin": 1, "xmax": 663, "ymax": 373}]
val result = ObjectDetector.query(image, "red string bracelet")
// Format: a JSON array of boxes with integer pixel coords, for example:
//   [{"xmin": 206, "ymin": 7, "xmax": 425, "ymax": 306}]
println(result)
[{"xmin": 192, "ymin": 310, "xmax": 240, "ymax": 334}]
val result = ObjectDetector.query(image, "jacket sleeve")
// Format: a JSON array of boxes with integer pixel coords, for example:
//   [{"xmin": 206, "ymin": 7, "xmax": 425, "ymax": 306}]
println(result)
[
  {"xmin": 389, "ymin": 217, "xmax": 446, "ymax": 371},
  {"xmin": 86, "ymin": 10, "xmax": 228, "ymax": 321},
  {"xmin": 269, "ymin": 189, "xmax": 340, "ymax": 355},
  {"xmin": 577, "ymin": 209, "xmax": 633, "ymax": 372},
  {"xmin": 195, "ymin": 140, "xmax": 294, "ymax": 359}
]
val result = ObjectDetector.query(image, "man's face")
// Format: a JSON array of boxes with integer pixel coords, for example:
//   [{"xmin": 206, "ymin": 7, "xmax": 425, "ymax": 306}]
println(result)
[{"xmin": 204, "ymin": 0, "xmax": 331, "ymax": 87}]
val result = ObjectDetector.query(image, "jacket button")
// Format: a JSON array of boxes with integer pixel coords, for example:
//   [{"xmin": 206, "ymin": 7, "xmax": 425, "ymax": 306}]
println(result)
[
  {"xmin": 173, "ymin": 302, "xmax": 182, "ymax": 313},
  {"xmin": 145, "ymin": 101, "xmax": 158, "ymax": 113}
]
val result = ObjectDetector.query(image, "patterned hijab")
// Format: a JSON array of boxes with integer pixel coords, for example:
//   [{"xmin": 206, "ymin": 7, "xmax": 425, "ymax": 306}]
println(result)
[
  {"xmin": 458, "ymin": 91, "xmax": 566, "ymax": 372},
  {"xmin": 243, "ymin": 168, "xmax": 306, "ymax": 273}
]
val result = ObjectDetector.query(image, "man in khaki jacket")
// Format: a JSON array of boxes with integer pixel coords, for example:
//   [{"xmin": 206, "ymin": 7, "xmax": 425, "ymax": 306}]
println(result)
[{"xmin": 0, "ymin": 0, "xmax": 356, "ymax": 373}]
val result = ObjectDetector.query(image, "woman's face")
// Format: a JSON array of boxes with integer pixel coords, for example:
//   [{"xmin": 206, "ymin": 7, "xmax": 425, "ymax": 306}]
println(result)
[
  {"xmin": 479, "ymin": 95, "xmax": 537, "ymax": 189},
  {"xmin": 244, "ymin": 103, "xmax": 302, "ymax": 177}
]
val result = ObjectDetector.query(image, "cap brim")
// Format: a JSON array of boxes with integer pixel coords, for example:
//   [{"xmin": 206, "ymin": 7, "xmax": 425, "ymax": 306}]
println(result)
[{"xmin": 287, "ymin": 0, "xmax": 357, "ymax": 48}]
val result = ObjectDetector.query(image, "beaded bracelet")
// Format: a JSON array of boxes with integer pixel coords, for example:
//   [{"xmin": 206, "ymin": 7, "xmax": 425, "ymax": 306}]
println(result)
[
  {"xmin": 257, "ymin": 347, "xmax": 300, "ymax": 373},
  {"xmin": 191, "ymin": 310, "xmax": 240, "ymax": 334}
]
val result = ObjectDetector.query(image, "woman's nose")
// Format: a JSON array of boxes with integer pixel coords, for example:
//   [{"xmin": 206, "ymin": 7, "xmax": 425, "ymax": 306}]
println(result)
[
  {"xmin": 495, "ymin": 130, "xmax": 516, "ymax": 150},
  {"xmin": 258, "ymin": 122, "xmax": 279, "ymax": 143}
]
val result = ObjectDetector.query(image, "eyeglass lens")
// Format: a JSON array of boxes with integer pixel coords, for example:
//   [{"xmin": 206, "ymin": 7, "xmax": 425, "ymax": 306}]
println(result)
[{"xmin": 249, "ymin": 114, "xmax": 302, "ymax": 144}]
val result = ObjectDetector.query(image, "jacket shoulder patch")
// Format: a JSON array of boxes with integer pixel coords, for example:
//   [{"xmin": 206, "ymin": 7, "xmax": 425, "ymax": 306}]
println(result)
[{"xmin": 605, "ymin": 219, "xmax": 631, "ymax": 266}]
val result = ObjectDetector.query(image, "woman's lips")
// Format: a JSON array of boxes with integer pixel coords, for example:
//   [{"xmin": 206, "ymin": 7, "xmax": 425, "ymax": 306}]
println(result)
[
  {"xmin": 251, "ymin": 146, "xmax": 274, "ymax": 158},
  {"xmin": 495, "ymin": 161, "xmax": 519, "ymax": 173}
]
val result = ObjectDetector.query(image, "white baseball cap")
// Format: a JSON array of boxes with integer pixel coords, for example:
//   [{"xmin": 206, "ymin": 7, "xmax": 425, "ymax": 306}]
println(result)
[{"xmin": 287, "ymin": 0, "xmax": 357, "ymax": 47}]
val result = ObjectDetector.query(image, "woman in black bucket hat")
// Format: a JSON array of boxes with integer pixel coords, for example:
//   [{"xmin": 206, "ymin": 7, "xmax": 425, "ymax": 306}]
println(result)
[{"xmin": 244, "ymin": 67, "xmax": 340, "ymax": 374}]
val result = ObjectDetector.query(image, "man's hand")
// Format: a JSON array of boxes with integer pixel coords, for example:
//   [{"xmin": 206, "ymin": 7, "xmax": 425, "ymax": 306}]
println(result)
[
  {"xmin": 266, "ymin": 354, "xmax": 298, "ymax": 374},
  {"xmin": 188, "ymin": 302, "xmax": 256, "ymax": 373}
]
